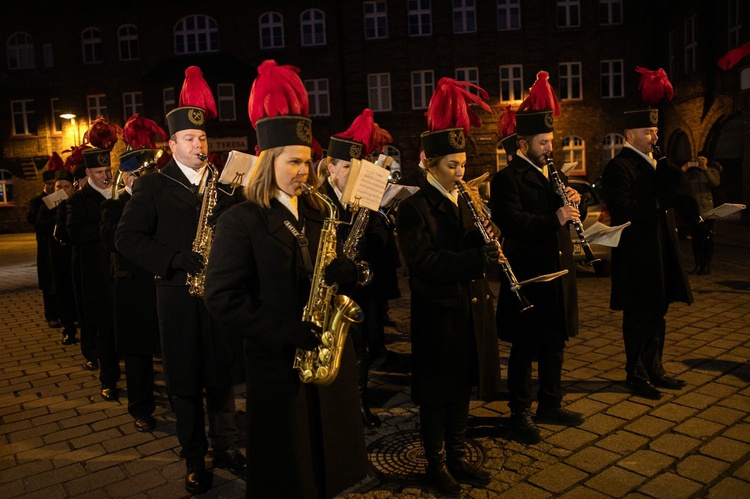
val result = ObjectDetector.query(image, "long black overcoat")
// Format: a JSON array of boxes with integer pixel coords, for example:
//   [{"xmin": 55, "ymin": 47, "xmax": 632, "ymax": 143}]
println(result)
[
  {"xmin": 101, "ymin": 191, "xmax": 160, "ymax": 355},
  {"xmin": 203, "ymin": 196, "xmax": 368, "ymax": 499},
  {"xmin": 601, "ymin": 147, "xmax": 694, "ymax": 311},
  {"xmin": 490, "ymin": 155, "xmax": 578, "ymax": 345},
  {"xmin": 396, "ymin": 182, "xmax": 502, "ymax": 404},
  {"xmin": 27, "ymin": 192, "xmax": 55, "ymax": 293}
]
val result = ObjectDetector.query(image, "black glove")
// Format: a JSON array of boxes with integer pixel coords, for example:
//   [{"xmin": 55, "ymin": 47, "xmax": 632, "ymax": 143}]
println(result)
[
  {"xmin": 324, "ymin": 256, "xmax": 358, "ymax": 287},
  {"xmin": 286, "ymin": 320, "xmax": 322, "ymax": 351},
  {"xmin": 481, "ymin": 242, "xmax": 500, "ymax": 265},
  {"xmin": 170, "ymin": 251, "xmax": 204, "ymax": 274}
]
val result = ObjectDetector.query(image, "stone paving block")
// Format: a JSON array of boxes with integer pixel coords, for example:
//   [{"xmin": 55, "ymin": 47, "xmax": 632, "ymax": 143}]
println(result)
[
  {"xmin": 676, "ymin": 454, "xmax": 730, "ymax": 484},
  {"xmin": 3, "ymin": 479, "xmax": 27, "ymax": 498},
  {"xmin": 579, "ymin": 413, "xmax": 626, "ymax": 436},
  {"xmin": 695, "ymin": 382, "xmax": 740, "ymax": 399},
  {"xmin": 69, "ymin": 428, "xmax": 121, "ymax": 450},
  {"xmin": 638, "ymin": 472, "xmax": 702, "ymax": 499},
  {"xmin": 672, "ymin": 392, "xmax": 719, "ymax": 410},
  {"xmin": 722, "ymin": 423, "xmax": 750, "ymax": 443},
  {"xmin": 24, "ymin": 463, "xmax": 88, "ymax": 492},
  {"xmin": 105, "ymin": 470, "xmax": 169, "ymax": 498},
  {"xmin": 87, "ymin": 447, "xmax": 141, "ymax": 473},
  {"xmin": 496, "ymin": 481, "xmax": 553, "ymax": 498},
  {"xmin": 617, "ymin": 450, "xmax": 675, "ymax": 477},
  {"xmin": 649, "ymin": 433, "xmax": 701, "ymax": 458},
  {"xmin": 20, "ymin": 395, "xmax": 66, "ymax": 409},
  {"xmin": 707, "ymin": 476, "xmax": 750, "ymax": 498},
  {"xmin": 43, "ymin": 423, "xmax": 93, "ymax": 445},
  {"xmin": 90, "ymin": 413, "xmax": 132, "ymax": 432},
  {"xmin": 558, "ymin": 485, "xmax": 610, "ymax": 499},
  {"xmin": 698, "ymin": 405, "xmax": 746, "ymax": 426},
  {"xmin": 15, "ymin": 441, "xmax": 70, "ymax": 464},
  {"xmin": 544, "ymin": 427, "xmax": 598, "ymax": 451},
  {"xmin": 605, "ymin": 400, "xmax": 652, "ymax": 420},
  {"xmin": 734, "ymin": 459, "xmax": 750, "ymax": 481},
  {"xmin": 649, "ymin": 403, "xmax": 698, "ymax": 423},
  {"xmin": 673, "ymin": 417, "xmax": 725, "ymax": 439},
  {"xmin": 564, "ymin": 398, "xmax": 609, "ymax": 417},
  {"xmin": 597, "ymin": 431, "xmax": 649, "ymax": 454},
  {"xmin": 65, "ymin": 466, "xmax": 126, "ymax": 496},
  {"xmin": 589, "ymin": 392, "xmax": 632, "ymax": 406},
  {"xmin": 124, "ymin": 450, "xmax": 179, "ymax": 476},
  {"xmin": 102, "ymin": 431, "xmax": 156, "ymax": 454},
  {"xmin": 624, "ymin": 415, "xmax": 675, "ymax": 438},
  {"xmin": 1, "ymin": 418, "xmax": 33, "ymax": 434},
  {"xmin": 586, "ymin": 466, "xmax": 647, "ymax": 497},
  {"xmin": 701, "ymin": 436, "xmax": 750, "ymax": 462},
  {"xmin": 51, "ymin": 444, "xmax": 107, "ymax": 468},
  {"xmin": 0, "ymin": 458, "xmax": 54, "ymax": 485},
  {"xmin": 566, "ymin": 446, "xmax": 621, "ymax": 473},
  {"xmin": 8, "ymin": 422, "xmax": 60, "ymax": 443}
]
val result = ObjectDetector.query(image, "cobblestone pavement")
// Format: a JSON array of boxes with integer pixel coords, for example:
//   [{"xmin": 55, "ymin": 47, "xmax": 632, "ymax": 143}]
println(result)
[{"xmin": 1, "ymin": 216, "xmax": 749, "ymax": 498}]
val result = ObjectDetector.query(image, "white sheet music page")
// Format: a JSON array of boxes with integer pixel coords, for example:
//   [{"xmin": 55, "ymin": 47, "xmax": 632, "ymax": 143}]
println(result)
[
  {"xmin": 703, "ymin": 203, "xmax": 746, "ymax": 220},
  {"xmin": 219, "ymin": 150, "xmax": 257, "ymax": 188},
  {"xmin": 341, "ymin": 159, "xmax": 390, "ymax": 211},
  {"xmin": 583, "ymin": 221, "xmax": 631, "ymax": 247},
  {"xmin": 42, "ymin": 189, "xmax": 68, "ymax": 209}
]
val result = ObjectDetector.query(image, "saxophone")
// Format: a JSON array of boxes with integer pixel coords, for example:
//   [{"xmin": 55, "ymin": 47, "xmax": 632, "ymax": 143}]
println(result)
[
  {"xmin": 342, "ymin": 202, "xmax": 373, "ymax": 286},
  {"xmin": 293, "ymin": 183, "xmax": 364, "ymax": 386},
  {"xmin": 186, "ymin": 154, "xmax": 218, "ymax": 297}
]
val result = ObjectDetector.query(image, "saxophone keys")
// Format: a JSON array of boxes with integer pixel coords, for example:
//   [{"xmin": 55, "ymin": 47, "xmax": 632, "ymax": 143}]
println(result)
[
  {"xmin": 318, "ymin": 348, "xmax": 332, "ymax": 363},
  {"xmin": 316, "ymin": 366, "xmax": 329, "ymax": 379},
  {"xmin": 300, "ymin": 369, "xmax": 314, "ymax": 383},
  {"xmin": 321, "ymin": 331, "xmax": 334, "ymax": 347}
]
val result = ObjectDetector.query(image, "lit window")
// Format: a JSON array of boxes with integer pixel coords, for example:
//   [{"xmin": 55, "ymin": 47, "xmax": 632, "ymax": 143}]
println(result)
[
  {"xmin": 301, "ymin": 9, "xmax": 326, "ymax": 46},
  {"xmin": 408, "ymin": 0, "xmax": 432, "ymax": 37},
  {"xmin": 602, "ymin": 133, "xmax": 624, "ymax": 163},
  {"xmin": 82, "ymin": 27, "xmax": 103, "ymax": 64},
  {"xmin": 118, "ymin": 25, "xmax": 139, "ymax": 61},
  {"xmin": 174, "ymin": 15, "xmax": 219, "ymax": 54},
  {"xmin": 557, "ymin": 0, "xmax": 580, "ymax": 28},
  {"xmin": 499, "ymin": 65, "xmax": 523, "ymax": 102},
  {"xmin": 87, "ymin": 94, "xmax": 108, "ymax": 121},
  {"xmin": 453, "ymin": 0, "xmax": 476, "ymax": 34},
  {"xmin": 600, "ymin": 60, "xmax": 623, "ymax": 98},
  {"xmin": 11, "ymin": 99, "xmax": 36, "ymax": 136},
  {"xmin": 562, "ymin": 135, "xmax": 586, "ymax": 176},
  {"xmin": 599, "ymin": 0, "xmax": 622, "ymax": 26},
  {"xmin": 217, "ymin": 84, "xmax": 236, "ymax": 121},
  {"xmin": 0, "ymin": 170, "xmax": 14, "ymax": 206},
  {"xmin": 364, "ymin": 1, "xmax": 388, "ymax": 39},
  {"xmin": 260, "ymin": 12, "xmax": 284, "ymax": 49},
  {"xmin": 368, "ymin": 73, "xmax": 392, "ymax": 112},
  {"xmin": 411, "ymin": 70, "xmax": 435, "ymax": 110},
  {"xmin": 305, "ymin": 79, "xmax": 330, "ymax": 117},
  {"xmin": 455, "ymin": 67, "xmax": 480, "ymax": 95},
  {"xmin": 123, "ymin": 92, "xmax": 143, "ymax": 118},
  {"xmin": 497, "ymin": 0, "xmax": 521, "ymax": 30},
  {"xmin": 7, "ymin": 32, "xmax": 35, "ymax": 69},
  {"xmin": 559, "ymin": 62, "xmax": 582, "ymax": 100}
]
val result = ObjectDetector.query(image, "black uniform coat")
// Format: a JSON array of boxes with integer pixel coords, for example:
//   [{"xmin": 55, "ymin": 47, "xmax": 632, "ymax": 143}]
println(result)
[
  {"xmin": 101, "ymin": 191, "xmax": 160, "ymax": 355},
  {"xmin": 66, "ymin": 184, "xmax": 114, "ymax": 328},
  {"xmin": 490, "ymin": 155, "xmax": 578, "ymax": 346},
  {"xmin": 203, "ymin": 196, "xmax": 368, "ymax": 499},
  {"xmin": 396, "ymin": 182, "xmax": 502, "ymax": 404},
  {"xmin": 601, "ymin": 147, "xmax": 694, "ymax": 311},
  {"xmin": 27, "ymin": 192, "xmax": 55, "ymax": 293},
  {"xmin": 115, "ymin": 160, "xmax": 243, "ymax": 392}
]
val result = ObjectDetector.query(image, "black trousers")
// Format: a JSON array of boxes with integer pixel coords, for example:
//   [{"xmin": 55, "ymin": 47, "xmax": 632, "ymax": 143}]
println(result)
[
  {"xmin": 42, "ymin": 290, "xmax": 57, "ymax": 321},
  {"xmin": 507, "ymin": 335, "xmax": 564, "ymax": 413},
  {"xmin": 420, "ymin": 391, "xmax": 472, "ymax": 463},
  {"xmin": 122, "ymin": 354, "xmax": 155, "ymax": 419},
  {"xmin": 172, "ymin": 383, "xmax": 238, "ymax": 459},
  {"xmin": 97, "ymin": 326, "xmax": 121, "ymax": 389},
  {"xmin": 622, "ymin": 306, "xmax": 668, "ymax": 382}
]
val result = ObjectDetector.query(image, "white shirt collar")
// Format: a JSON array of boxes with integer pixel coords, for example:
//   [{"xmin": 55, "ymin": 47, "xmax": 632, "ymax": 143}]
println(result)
[
  {"xmin": 88, "ymin": 181, "xmax": 112, "ymax": 199},
  {"xmin": 517, "ymin": 150, "xmax": 548, "ymax": 179},
  {"xmin": 175, "ymin": 159, "xmax": 206, "ymax": 185},
  {"xmin": 426, "ymin": 172, "xmax": 458, "ymax": 206},
  {"xmin": 275, "ymin": 190, "xmax": 299, "ymax": 220},
  {"xmin": 624, "ymin": 142, "xmax": 656, "ymax": 168}
]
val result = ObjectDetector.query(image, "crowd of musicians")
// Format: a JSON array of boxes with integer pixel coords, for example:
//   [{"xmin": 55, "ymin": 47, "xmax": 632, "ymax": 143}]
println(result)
[{"xmin": 25, "ymin": 61, "xmax": 710, "ymax": 498}]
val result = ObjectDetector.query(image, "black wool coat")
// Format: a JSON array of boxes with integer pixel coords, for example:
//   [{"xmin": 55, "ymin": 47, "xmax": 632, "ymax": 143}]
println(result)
[
  {"xmin": 203, "ymin": 196, "xmax": 368, "ymax": 499},
  {"xmin": 601, "ymin": 147, "xmax": 694, "ymax": 311},
  {"xmin": 396, "ymin": 182, "xmax": 502, "ymax": 404},
  {"xmin": 490, "ymin": 155, "xmax": 578, "ymax": 346}
]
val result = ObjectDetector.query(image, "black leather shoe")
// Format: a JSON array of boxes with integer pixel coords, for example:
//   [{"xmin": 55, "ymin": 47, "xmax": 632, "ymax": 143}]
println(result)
[
  {"xmin": 185, "ymin": 459, "xmax": 213, "ymax": 495},
  {"xmin": 100, "ymin": 386, "xmax": 119, "ymax": 402},
  {"xmin": 61, "ymin": 333, "xmax": 76, "ymax": 345},
  {"xmin": 626, "ymin": 378, "xmax": 662, "ymax": 400},
  {"xmin": 651, "ymin": 374, "xmax": 687, "ymax": 389},
  {"xmin": 212, "ymin": 445, "xmax": 246, "ymax": 478},
  {"xmin": 536, "ymin": 406, "xmax": 585, "ymax": 427},
  {"xmin": 82, "ymin": 360, "xmax": 99, "ymax": 371},
  {"xmin": 361, "ymin": 404, "xmax": 382, "ymax": 429},
  {"xmin": 509, "ymin": 409, "xmax": 542, "ymax": 444},
  {"xmin": 425, "ymin": 462, "xmax": 462, "ymax": 497},
  {"xmin": 134, "ymin": 416, "xmax": 155, "ymax": 432},
  {"xmin": 447, "ymin": 458, "xmax": 491, "ymax": 488}
]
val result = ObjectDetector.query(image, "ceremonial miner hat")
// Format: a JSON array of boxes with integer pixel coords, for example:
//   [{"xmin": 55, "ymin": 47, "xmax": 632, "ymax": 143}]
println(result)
[
  {"xmin": 119, "ymin": 114, "xmax": 168, "ymax": 172},
  {"xmin": 81, "ymin": 117, "xmax": 120, "ymax": 169},
  {"xmin": 497, "ymin": 105, "xmax": 519, "ymax": 161},
  {"xmin": 54, "ymin": 170, "xmax": 75, "ymax": 183},
  {"xmin": 166, "ymin": 66, "xmax": 216, "ymax": 136},
  {"xmin": 624, "ymin": 66, "xmax": 674, "ymax": 130},
  {"xmin": 515, "ymin": 71, "xmax": 559, "ymax": 136},
  {"xmin": 327, "ymin": 108, "xmax": 392, "ymax": 161},
  {"xmin": 43, "ymin": 152, "xmax": 64, "ymax": 181}
]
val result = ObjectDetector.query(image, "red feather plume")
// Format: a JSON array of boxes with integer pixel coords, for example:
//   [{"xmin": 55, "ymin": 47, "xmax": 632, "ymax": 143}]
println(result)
[
  {"xmin": 497, "ymin": 105, "xmax": 517, "ymax": 138},
  {"xmin": 83, "ymin": 117, "xmax": 122, "ymax": 149},
  {"xmin": 62, "ymin": 144, "xmax": 91, "ymax": 171},
  {"xmin": 336, "ymin": 109, "xmax": 377, "ymax": 155},
  {"xmin": 717, "ymin": 41, "xmax": 750, "ymax": 70},
  {"xmin": 636, "ymin": 67, "xmax": 674, "ymax": 105},
  {"xmin": 248, "ymin": 60, "xmax": 309, "ymax": 127},
  {"xmin": 517, "ymin": 71, "xmax": 560, "ymax": 116},
  {"xmin": 123, "ymin": 114, "xmax": 168, "ymax": 149},
  {"xmin": 370, "ymin": 123, "xmax": 393, "ymax": 156},
  {"xmin": 426, "ymin": 77, "xmax": 492, "ymax": 135},
  {"xmin": 179, "ymin": 66, "xmax": 217, "ymax": 119},
  {"xmin": 46, "ymin": 152, "xmax": 64, "ymax": 172}
]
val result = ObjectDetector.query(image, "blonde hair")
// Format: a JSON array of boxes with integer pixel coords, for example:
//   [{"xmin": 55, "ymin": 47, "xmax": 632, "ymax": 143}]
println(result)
[
  {"xmin": 317, "ymin": 156, "xmax": 335, "ymax": 180},
  {"xmin": 244, "ymin": 145, "xmax": 323, "ymax": 211}
]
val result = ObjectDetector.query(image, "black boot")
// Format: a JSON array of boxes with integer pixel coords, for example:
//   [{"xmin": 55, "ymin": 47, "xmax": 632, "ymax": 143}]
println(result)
[
  {"xmin": 699, "ymin": 237, "xmax": 714, "ymax": 275},
  {"xmin": 689, "ymin": 236, "xmax": 702, "ymax": 274},
  {"xmin": 357, "ymin": 356, "xmax": 382, "ymax": 429},
  {"xmin": 445, "ymin": 398, "xmax": 491, "ymax": 488},
  {"xmin": 421, "ymin": 406, "xmax": 462, "ymax": 497}
]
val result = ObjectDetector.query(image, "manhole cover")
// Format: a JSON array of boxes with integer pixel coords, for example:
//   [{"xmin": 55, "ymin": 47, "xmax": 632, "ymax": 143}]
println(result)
[{"xmin": 367, "ymin": 430, "xmax": 486, "ymax": 482}]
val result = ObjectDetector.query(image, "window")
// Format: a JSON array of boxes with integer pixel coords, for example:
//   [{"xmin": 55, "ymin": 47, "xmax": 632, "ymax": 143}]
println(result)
[
  {"xmin": 599, "ymin": 0, "xmax": 622, "ymax": 25},
  {"xmin": 496, "ymin": 141, "xmax": 509, "ymax": 170},
  {"xmin": 82, "ymin": 27, "xmax": 103, "ymax": 64},
  {"xmin": 0, "ymin": 170, "xmax": 14, "ymax": 206},
  {"xmin": 600, "ymin": 59, "xmax": 623, "ymax": 98},
  {"xmin": 728, "ymin": 0, "xmax": 741, "ymax": 49},
  {"xmin": 364, "ymin": 1, "xmax": 388, "ymax": 39},
  {"xmin": 368, "ymin": 73, "xmax": 392, "ymax": 112},
  {"xmin": 668, "ymin": 31, "xmax": 676, "ymax": 79},
  {"xmin": 174, "ymin": 15, "xmax": 219, "ymax": 54},
  {"xmin": 43, "ymin": 43, "xmax": 53, "ymax": 68},
  {"xmin": 602, "ymin": 133, "xmax": 624, "ymax": 163},
  {"xmin": 499, "ymin": 64, "xmax": 523, "ymax": 102},
  {"xmin": 50, "ymin": 98, "xmax": 63, "ymax": 135},
  {"xmin": 453, "ymin": 0, "xmax": 476, "ymax": 34},
  {"xmin": 118, "ymin": 25, "xmax": 139, "ymax": 61},
  {"xmin": 557, "ymin": 0, "xmax": 580, "ymax": 28},
  {"xmin": 260, "ymin": 12, "xmax": 284, "ymax": 49},
  {"xmin": 559, "ymin": 62, "xmax": 582, "ymax": 100},
  {"xmin": 497, "ymin": 0, "xmax": 521, "ymax": 30},
  {"xmin": 411, "ymin": 70, "xmax": 435, "ymax": 109},
  {"xmin": 87, "ymin": 94, "xmax": 107, "ymax": 121},
  {"xmin": 455, "ymin": 67, "xmax": 479, "ymax": 95},
  {"xmin": 11, "ymin": 100, "xmax": 36, "ymax": 135},
  {"xmin": 305, "ymin": 79, "xmax": 330, "ymax": 117},
  {"xmin": 561, "ymin": 135, "xmax": 585, "ymax": 175},
  {"xmin": 408, "ymin": 0, "xmax": 432, "ymax": 37},
  {"xmin": 301, "ymin": 9, "xmax": 326, "ymax": 46},
  {"xmin": 217, "ymin": 84, "xmax": 236, "ymax": 121},
  {"xmin": 684, "ymin": 16, "xmax": 697, "ymax": 75},
  {"xmin": 123, "ymin": 92, "xmax": 143, "ymax": 118},
  {"xmin": 163, "ymin": 87, "xmax": 176, "ymax": 118},
  {"xmin": 7, "ymin": 32, "xmax": 35, "ymax": 70}
]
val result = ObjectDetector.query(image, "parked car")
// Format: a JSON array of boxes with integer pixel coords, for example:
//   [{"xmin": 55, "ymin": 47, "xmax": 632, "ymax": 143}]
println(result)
[{"xmin": 568, "ymin": 178, "xmax": 611, "ymax": 276}]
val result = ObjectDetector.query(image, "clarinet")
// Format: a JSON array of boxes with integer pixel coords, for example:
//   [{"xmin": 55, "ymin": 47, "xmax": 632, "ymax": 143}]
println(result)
[
  {"xmin": 545, "ymin": 156, "xmax": 601, "ymax": 266},
  {"xmin": 455, "ymin": 181, "xmax": 533, "ymax": 313}
]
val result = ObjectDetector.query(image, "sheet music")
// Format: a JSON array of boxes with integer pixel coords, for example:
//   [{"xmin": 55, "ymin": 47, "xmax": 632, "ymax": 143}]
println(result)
[
  {"xmin": 381, "ymin": 184, "xmax": 419, "ymax": 207},
  {"xmin": 517, "ymin": 269, "xmax": 569, "ymax": 287},
  {"xmin": 703, "ymin": 203, "xmax": 746, "ymax": 220},
  {"xmin": 42, "ymin": 190, "xmax": 68, "ymax": 209},
  {"xmin": 583, "ymin": 221, "xmax": 631, "ymax": 247},
  {"xmin": 561, "ymin": 162, "xmax": 579, "ymax": 175},
  {"xmin": 341, "ymin": 159, "xmax": 390, "ymax": 211},
  {"xmin": 218, "ymin": 150, "xmax": 257, "ymax": 188}
]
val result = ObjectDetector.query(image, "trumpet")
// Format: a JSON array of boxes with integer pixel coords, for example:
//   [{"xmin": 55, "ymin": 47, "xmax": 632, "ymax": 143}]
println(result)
[
  {"xmin": 455, "ymin": 181, "xmax": 533, "ymax": 313},
  {"xmin": 545, "ymin": 156, "xmax": 601, "ymax": 266}
]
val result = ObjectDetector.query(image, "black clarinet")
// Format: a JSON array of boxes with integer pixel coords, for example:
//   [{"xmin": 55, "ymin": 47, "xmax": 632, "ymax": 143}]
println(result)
[
  {"xmin": 545, "ymin": 156, "xmax": 601, "ymax": 266},
  {"xmin": 456, "ymin": 181, "xmax": 533, "ymax": 313}
]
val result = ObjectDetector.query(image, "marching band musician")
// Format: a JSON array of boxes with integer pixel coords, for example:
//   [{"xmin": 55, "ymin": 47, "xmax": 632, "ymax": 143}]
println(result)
[
  {"xmin": 115, "ymin": 67, "xmax": 246, "ymax": 494},
  {"xmin": 396, "ymin": 78, "xmax": 502, "ymax": 497},
  {"xmin": 490, "ymin": 71, "xmax": 585, "ymax": 445},
  {"xmin": 203, "ymin": 60, "xmax": 368, "ymax": 499},
  {"xmin": 316, "ymin": 108, "xmax": 393, "ymax": 429}
]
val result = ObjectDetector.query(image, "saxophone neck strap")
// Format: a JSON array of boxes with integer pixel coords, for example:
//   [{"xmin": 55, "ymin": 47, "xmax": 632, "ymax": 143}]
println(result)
[{"xmin": 283, "ymin": 219, "xmax": 313, "ymax": 275}]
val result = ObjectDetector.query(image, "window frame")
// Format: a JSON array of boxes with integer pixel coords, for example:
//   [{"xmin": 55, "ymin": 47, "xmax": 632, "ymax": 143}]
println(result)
[
  {"xmin": 305, "ymin": 78, "xmax": 330, "ymax": 117},
  {"xmin": 453, "ymin": 0, "xmax": 477, "ymax": 34},
  {"xmin": 599, "ymin": 0, "xmax": 623, "ymax": 26},
  {"xmin": 217, "ymin": 83, "xmax": 236, "ymax": 121},
  {"xmin": 499, "ymin": 64, "xmax": 524, "ymax": 103},
  {"xmin": 259, "ymin": 12, "xmax": 285, "ymax": 49},
  {"xmin": 684, "ymin": 15, "xmax": 697, "ymax": 75},
  {"xmin": 411, "ymin": 70, "xmax": 435, "ymax": 110},
  {"xmin": 558, "ymin": 62, "xmax": 583, "ymax": 101},
  {"xmin": 728, "ymin": 0, "xmax": 741, "ymax": 49},
  {"xmin": 300, "ymin": 8, "xmax": 326, "ymax": 47},
  {"xmin": 163, "ymin": 87, "xmax": 176, "ymax": 118},
  {"xmin": 561, "ymin": 135, "xmax": 586, "ymax": 176},
  {"xmin": 600, "ymin": 59, "xmax": 624, "ymax": 98},
  {"xmin": 455, "ymin": 67, "xmax": 480, "ymax": 95},
  {"xmin": 602, "ymin": 133, "xmax": 625, "ymax": 163},
  {"xmin": 50, "ymin": 98, "xmax": 63, "ymax": 135},
  {"xmin": 408, "ymin": 0, "xmax": 433, "ymax": 37},
  {"xmin": 87, "ymin": 94, "xmax": 108, "ymax": 122},
  {"xmin": 122, "ymin": 91, "xmax": 143, "ymax": 118},
  {"xmin": 7, "ymin": 32, "xmax": 35, "ymax": 70},
  {"xmin": 497, "ymin": 0, "xmax": 521, "ymax": 31},
  {"xmin": 174, "ymin": 15, "xmax": 219, "ymax": 55},
  {"xmin": 0, "ymin": 169, "xmax": 15, "ymax": 207},
  {"xmin": 364, "ymin": 1, "xmax": 389, "ymax": 40},
  {"xmin": 556, "ymin": 0, "xmax": 581, "ymax": 29},
  {"xmin": 368, "ymin": 73, "xmax": 392, "ymax": 112},
  {"xmin": 82, "ymin": 27, "xmax": 103, "ymax": 64},
  {"xmin": 11, "ymin": 99, "xmax": 36, "ymax": 136},
  {"xmin": 118, "ymin": 24, "xmax": 139, "ymax": 61}
]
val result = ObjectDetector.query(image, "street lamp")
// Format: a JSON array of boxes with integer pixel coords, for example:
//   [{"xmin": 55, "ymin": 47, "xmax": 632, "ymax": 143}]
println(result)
[{"xmin": 60, "ymin": 113, "xmax": 79, "ymax": 146}]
